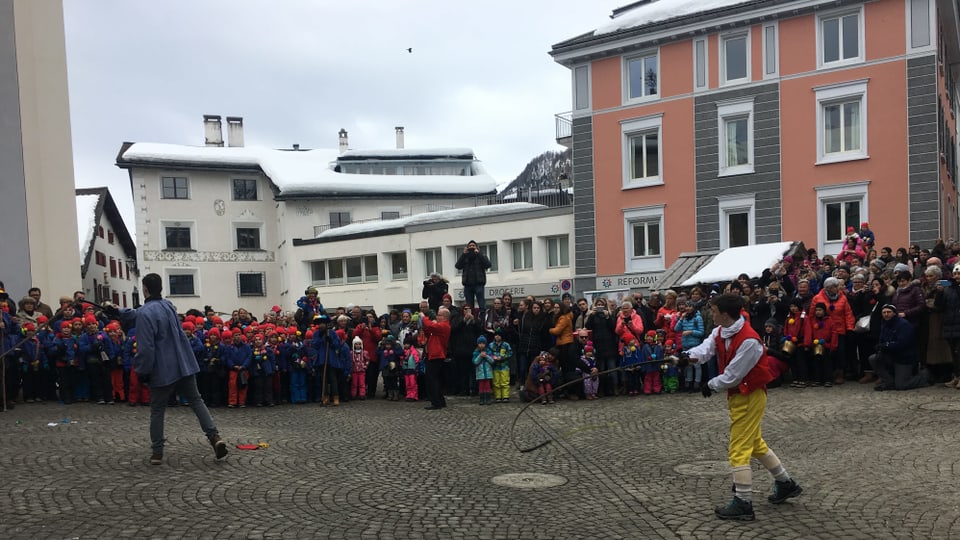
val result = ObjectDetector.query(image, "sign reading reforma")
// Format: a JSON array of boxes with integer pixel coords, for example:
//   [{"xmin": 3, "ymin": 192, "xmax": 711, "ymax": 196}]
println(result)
[
  {"xmin": 594, "ymin": 272, "xmax": 662, "ymax": 291},
  {"xmin": 452, "ymin": 281, "xmax": 568, "ymax": 301}
]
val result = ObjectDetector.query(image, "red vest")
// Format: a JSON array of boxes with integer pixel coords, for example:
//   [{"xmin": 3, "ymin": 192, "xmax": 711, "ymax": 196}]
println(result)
[{"xmin": 715, "ymin": 323, "xmax": 774, "ymax": 397}]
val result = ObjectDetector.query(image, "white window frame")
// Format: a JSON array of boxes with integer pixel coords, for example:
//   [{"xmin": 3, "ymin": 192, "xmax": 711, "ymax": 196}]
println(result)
[
  {"xmin": 907, "ymin": 0, "xmax": 936, "ymax": 52},
  {"xmin": 621, "ymin": 114, "xmax": 664, "ymax": 189},
  {"xmin": 622, "ymin": 49, "xmax": 660, "ymax": 103},
  {"xmin": 815, "ymin": 80, "xmax": 869, "ymax": 164},
  {"xmin": 510, "ymin": 239, "xmax": 534, "ymax": 271},
  {"xmin": 623, "ymin": 205, "xmax": 665, "ymax": 273},
  {"xmin": 720, "ymin": 29, "xmax": 751, "ymax": 86},
  {"xmin": 816, "ymin": 6, "xmax": 865, "ymax": 69},
  {"xmin": 573, "ymin": 64, "xmax": 591, "ymax": 112},
  {"xmin": 693, "ymin": 37, "xmax": 709, "ymax": 92},
  {"xmin": 232, "ymin": 221, "xmax": 263, "ymax": 251},
  {"xmin": 717, "ymin": 98, "xmax": 755, "ymax": 176},
  {"xmin": 424, "ymin": 248, "xmax": 442, "ymax": 277},
  {"xmin": 815, "ymin": 181, "xmax": 870, "ymax": 256},
  {"xmin": 545, "ymin": 235, "xmax": 570, "ymax": 269},
  {"xmin": 717, "ymin": 194, "xmax": 756, "ymax": 249},
  {"xmin": 160, "ymin": 220, "xmax": 196, "ymax": 251},
  {"xmin": 310, "ymin": 260, "xmax": 327, "ymax": 286},
  {"xmin": 389, "ymin": 252, "xmax": 408, "ymax": 281},
  {"xmin": 762, "ymin": 22, "xmax": 779, "ymax": 78},
  {"xmin": 166, "ymin": 268, "xmax": 199, "ymax": 297}
]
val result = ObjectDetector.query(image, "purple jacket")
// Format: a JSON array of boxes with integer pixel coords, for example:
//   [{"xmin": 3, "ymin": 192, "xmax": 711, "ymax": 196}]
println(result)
[{"xmin": 892, "ymin": 281, "xmax": 925, "ymax": 325}]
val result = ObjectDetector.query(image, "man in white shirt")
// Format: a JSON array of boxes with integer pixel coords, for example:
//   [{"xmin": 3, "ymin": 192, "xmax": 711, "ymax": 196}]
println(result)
[{"xmin": 684, "ymin": 294, "xmax": 802, "ymax": 521}]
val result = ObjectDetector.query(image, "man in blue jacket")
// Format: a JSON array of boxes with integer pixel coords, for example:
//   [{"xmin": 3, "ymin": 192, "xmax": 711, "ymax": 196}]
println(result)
[
  {"xmin": 112, "ymin": 274, "xmax": 227, "ymax": 465},
  {"xmin": 870, "ymin": 304, "xmax": 931, "ymax": 391}
]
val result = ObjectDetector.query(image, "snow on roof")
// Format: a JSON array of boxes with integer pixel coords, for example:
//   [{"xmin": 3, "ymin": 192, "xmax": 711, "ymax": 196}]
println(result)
[
  {"xmin": 315, "ymin": 202, "xmax": 547, "ymax": 239},
  {"xmin": 121, "ymin": 143, "xmax": 497, "ymax": 197},
  {"xmin": 339, "ymin": 148, "xmax": 474, "ymax": 159},
  {"xmin": 76, "ymin": 193, "xmax": 101, "ymax": 256},
  {"xmin": 595, "ymin": 0, "xmax": 754, "ymax": 35},
  {"xmin": 681, "ymin": 242, "xmax": 794, "ymax": 286}
]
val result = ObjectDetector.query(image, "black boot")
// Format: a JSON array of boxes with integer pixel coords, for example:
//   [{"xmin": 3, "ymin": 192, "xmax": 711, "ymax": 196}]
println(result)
[
  {"xmin": 714, "ymin": 497, "xmax": 755, "ymax": 521},
  {"xmin": 768, "ymin": 479, "xmax": 803, "ymax": 504}
]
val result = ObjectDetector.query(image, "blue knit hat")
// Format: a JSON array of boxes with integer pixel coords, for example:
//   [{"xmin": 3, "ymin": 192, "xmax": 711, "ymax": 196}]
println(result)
[{"xmin": 477, "ymin": 335, "xmax": 487, "ymax": 345}]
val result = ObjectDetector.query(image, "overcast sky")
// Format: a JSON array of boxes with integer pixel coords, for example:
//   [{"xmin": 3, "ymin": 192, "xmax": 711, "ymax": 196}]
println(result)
[{"xmin": 63, "ymin": 0, "xmax": 624, "ymax": 229}]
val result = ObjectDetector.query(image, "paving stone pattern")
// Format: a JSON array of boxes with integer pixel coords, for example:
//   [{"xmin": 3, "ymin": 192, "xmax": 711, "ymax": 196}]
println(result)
[{"xmin": 1, "ymin": 385, "xmax": 959, "ymax": 539}]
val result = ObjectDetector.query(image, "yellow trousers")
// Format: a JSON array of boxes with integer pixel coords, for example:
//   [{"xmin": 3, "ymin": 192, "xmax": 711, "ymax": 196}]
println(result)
[
  {"xmin": 493, "ymin": 370, "xmax": 510, "ymax": 400},
  {"xmin": 727, "ymin": 390, "xmax": 769, "ymax": 467}
]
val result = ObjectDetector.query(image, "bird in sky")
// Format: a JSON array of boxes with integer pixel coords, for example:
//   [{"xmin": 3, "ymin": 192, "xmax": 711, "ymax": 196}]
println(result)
[{"xmin": 407, "ymin": 47, "xmax": 413, "ymax": 53}]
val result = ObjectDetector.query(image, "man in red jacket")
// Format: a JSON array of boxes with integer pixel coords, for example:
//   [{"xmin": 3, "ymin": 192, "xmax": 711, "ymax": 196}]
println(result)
[
  {"xmin": 420, "ymin": 307, "xmax": 451, "ymax": 410},
  {"xmin": 684, "ymin": 294, "xmax": 802, "ymax": 521}
]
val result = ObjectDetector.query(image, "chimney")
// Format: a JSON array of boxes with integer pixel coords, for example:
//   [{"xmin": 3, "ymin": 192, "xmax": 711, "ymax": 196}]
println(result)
[
  {"xmin": 226, "ymin": 116, "xmax": 244, "ymax": 147},
  {"xmin": 203, "ymin": 115, "xmax": 223, "ymax": 147},
  {"xmin": 338, "ymin": 128, "xmax": 349, "ymax": 154},
  {"xmin": 395, "ymin": 126, "xmax": 405, "ymax": 149},
  {"xmin": 292, "ymin": 143, "xmax": 300, "ymax": 151}
]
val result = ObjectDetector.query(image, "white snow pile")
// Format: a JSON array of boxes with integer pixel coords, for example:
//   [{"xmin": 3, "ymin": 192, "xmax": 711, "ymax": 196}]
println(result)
[
  {"xmin": 681, "ymin": 242, "xmax": 794, "ymax": 286},
  {"xmin": 595, "ymin": 0, "xmax": 754, "ymax": 35},
  {"xmin": 122, "ymin": 143, "xmax": 497, "ymax": 196},
  {"xmin": 76, "ymin": 193, "xmax": 101, "ymax": 256},
  {"xmin": 316, "ymin": 202, "xmax": 547, "ymax": 239},
  {"xmin": 340, "ymin": 148, "xmax": 474, "ymax": 159}
]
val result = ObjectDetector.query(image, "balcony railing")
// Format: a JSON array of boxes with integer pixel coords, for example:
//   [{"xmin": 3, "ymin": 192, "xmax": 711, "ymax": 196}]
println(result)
[{"xmin": 555, "ymin": 111, "xmax": 572, "ymax": 141}]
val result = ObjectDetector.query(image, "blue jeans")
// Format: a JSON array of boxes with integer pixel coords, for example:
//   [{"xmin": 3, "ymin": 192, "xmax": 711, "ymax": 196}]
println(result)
[
  {"xmin": 463, "ymin": 285, "xmax": 485, "ymax": 311},
  {"xmin": 149, "ymin": 374, "xmax": 218, "ymax": 454}
]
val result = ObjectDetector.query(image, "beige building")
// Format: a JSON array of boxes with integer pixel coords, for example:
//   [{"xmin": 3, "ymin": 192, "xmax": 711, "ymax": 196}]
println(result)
[{"xmin": 0, "ymin": 0, "xmax": 81, "ymax": 297}]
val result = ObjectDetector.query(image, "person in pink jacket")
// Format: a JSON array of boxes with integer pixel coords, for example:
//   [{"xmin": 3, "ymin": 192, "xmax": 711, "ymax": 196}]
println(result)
[{"xmin": 615, "ymin": 301, "xmax": 645, "ymax": 345}]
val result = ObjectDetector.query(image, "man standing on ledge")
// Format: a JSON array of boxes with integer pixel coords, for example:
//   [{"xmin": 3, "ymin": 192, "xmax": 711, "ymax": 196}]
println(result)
[
  {"xmin": 455, "ymin": 240, "xmax": 491, "ymax": 314},
  {"xmin": 683, "ymin": 293, "xmax": 802, "ymax": 521},
  {"xmin": 111, "ymin": 273, "xmax": 227, "ymax": 465}
]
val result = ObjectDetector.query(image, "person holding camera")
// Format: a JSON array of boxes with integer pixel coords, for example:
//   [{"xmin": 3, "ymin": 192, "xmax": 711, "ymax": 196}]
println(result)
[
  {"xmin": 421, "ymin": 273, "xmax": 449, "ymax": 313},
  {"xmin": 455, "ymin": 240, "xmax": 491, "ymax": 314},
  {"xmin": 584, "ymin": 297, "xmax": 619, "ymax": 396}
]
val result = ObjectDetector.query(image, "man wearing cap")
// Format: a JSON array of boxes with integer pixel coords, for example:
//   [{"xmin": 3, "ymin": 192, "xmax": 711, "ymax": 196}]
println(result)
[
  {"xmin": 109, "ymin": 273, "xmax": 227, "ymax": 465},
  {"xmin": 455, "ymin": 240, "xmax": 491, "ymax": 314},
  {"xmin": 682, "ymin": 293, "xmax": 802, "ymax": 521},
  {"xmin": 870, "ymin": 304, "xmax": 931, "ymax": 391}
]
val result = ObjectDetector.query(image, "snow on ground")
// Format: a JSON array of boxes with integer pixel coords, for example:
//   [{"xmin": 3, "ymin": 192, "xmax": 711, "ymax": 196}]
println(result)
[
  {"xmin": 122, "ymin": 143, "xmax": 497, "ymax": 196},
  {"xmin": 595, "ymin": 0, "xmax": 754, "ymax": 35},
  {"xmin": 681, "ymin": 241, "xmax": 794, "ymax": 286},
  {"xmin": 76, "ymin": 193, "xmax": 100, "ymax": 257}
]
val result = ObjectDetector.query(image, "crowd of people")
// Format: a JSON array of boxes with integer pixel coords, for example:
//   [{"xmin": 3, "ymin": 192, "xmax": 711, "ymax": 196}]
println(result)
[{"xmin": 1, "ymin": 223, "xmax": 959, "ymax": 411}]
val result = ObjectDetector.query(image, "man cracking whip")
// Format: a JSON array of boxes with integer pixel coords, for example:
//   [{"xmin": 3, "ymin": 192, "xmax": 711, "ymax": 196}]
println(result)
[{"xmin": 683, "ymin": 293, "xmax": 802, "ymax": 521}]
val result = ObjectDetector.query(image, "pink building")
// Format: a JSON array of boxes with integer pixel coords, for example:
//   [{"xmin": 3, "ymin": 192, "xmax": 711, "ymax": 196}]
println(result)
[{"xmin": 551, "ymin": 0, "xmax": 959, "ymax": 291}]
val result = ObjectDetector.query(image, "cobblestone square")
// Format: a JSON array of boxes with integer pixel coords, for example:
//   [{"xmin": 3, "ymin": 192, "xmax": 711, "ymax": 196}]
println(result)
[{"xmin": 1, "ymin": 384, "xmax": 958, "ymax": 539}]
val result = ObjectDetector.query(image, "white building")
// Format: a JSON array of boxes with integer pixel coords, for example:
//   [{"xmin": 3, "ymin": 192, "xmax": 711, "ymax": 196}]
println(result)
[
  {"xmin": 76, "ymin": 187, "xmax": 140, "ymax": 307},
  {"xmin": 292, "ymin": 203, "xmax": 574, "ymax": 312},
  {"xmin": 116, "ymin": 117, "xmax": 572, "ymax": 315},
  {"xmin": 0, "ymin": 0, "xmax": 81, "ymax": 297}
]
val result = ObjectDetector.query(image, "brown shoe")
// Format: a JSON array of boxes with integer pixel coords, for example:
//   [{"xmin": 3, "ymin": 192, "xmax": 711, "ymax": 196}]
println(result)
[
  {"xmin": 150, "ymin": 453, "xmax": 163, "ymax": 465},
  {"xmin": 332, "ymin": 396, "xmax": 340, "ymax": 406},
  {"xmin": 210, "ymin": 436, "xmax": 228, "ymax": 460},
  {"xmin": 858, "ymin": 373, "xmax": 877, "ymax": 384},
  {"xmin": 834, "ymin": 374, "xmax": 845, "ymax": 385},
  {"xmin": 944, "ymin": 377, "xmax": 959, "ymax": 388},
  {"xmin": 321, "ymin": 396, "xmax": 329, "ymax": 406}
]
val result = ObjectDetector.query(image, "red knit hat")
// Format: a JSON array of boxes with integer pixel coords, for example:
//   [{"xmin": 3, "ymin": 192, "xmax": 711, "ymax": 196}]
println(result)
[
  {"xmin": 83, "ymin": 315, "xmax": 98, "ymax": 326},
  {"xmin": 221, "ymin": 330, "xmax": 233, "ymax": 340},
  {"xmin": 182, "ymin": 322, "xmax": 195, "ymax": 331}
]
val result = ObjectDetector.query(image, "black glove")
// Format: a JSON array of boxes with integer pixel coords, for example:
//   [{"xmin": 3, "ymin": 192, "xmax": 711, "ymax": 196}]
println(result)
[
  {"xmin": 701, "ymin": 378, "xmax": 713, "ymax": 398},
  {"xmin": 102, "ymin": 304, "xmax": 120, "ymax": 319},
  {"xmin": 677, "ymin": 352, "xmax": 690, "ymax": 370}
]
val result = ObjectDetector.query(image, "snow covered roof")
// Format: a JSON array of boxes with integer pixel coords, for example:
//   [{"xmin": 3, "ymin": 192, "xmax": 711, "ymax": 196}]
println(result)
[
  {"xmin": 118, "ymin": 143, "xmax": 497, "ymax": 197},
  {"xmin": 680, "ymin": 242, "xmax": 795, "ymax": 286},
  {"xmin": 595, "ymin": 0, "xmax": 755, "ymax": 35},
  {"xmin": 76, "ymin": 194, "xmax": 100, "ymax": 256},
  {"xmin": 338, "ymin": 148, "xmax": 475, "ymax": 160},
  {"xmin": 315, "ymin": 202, "xmax": 547, "ymax": 240}
]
